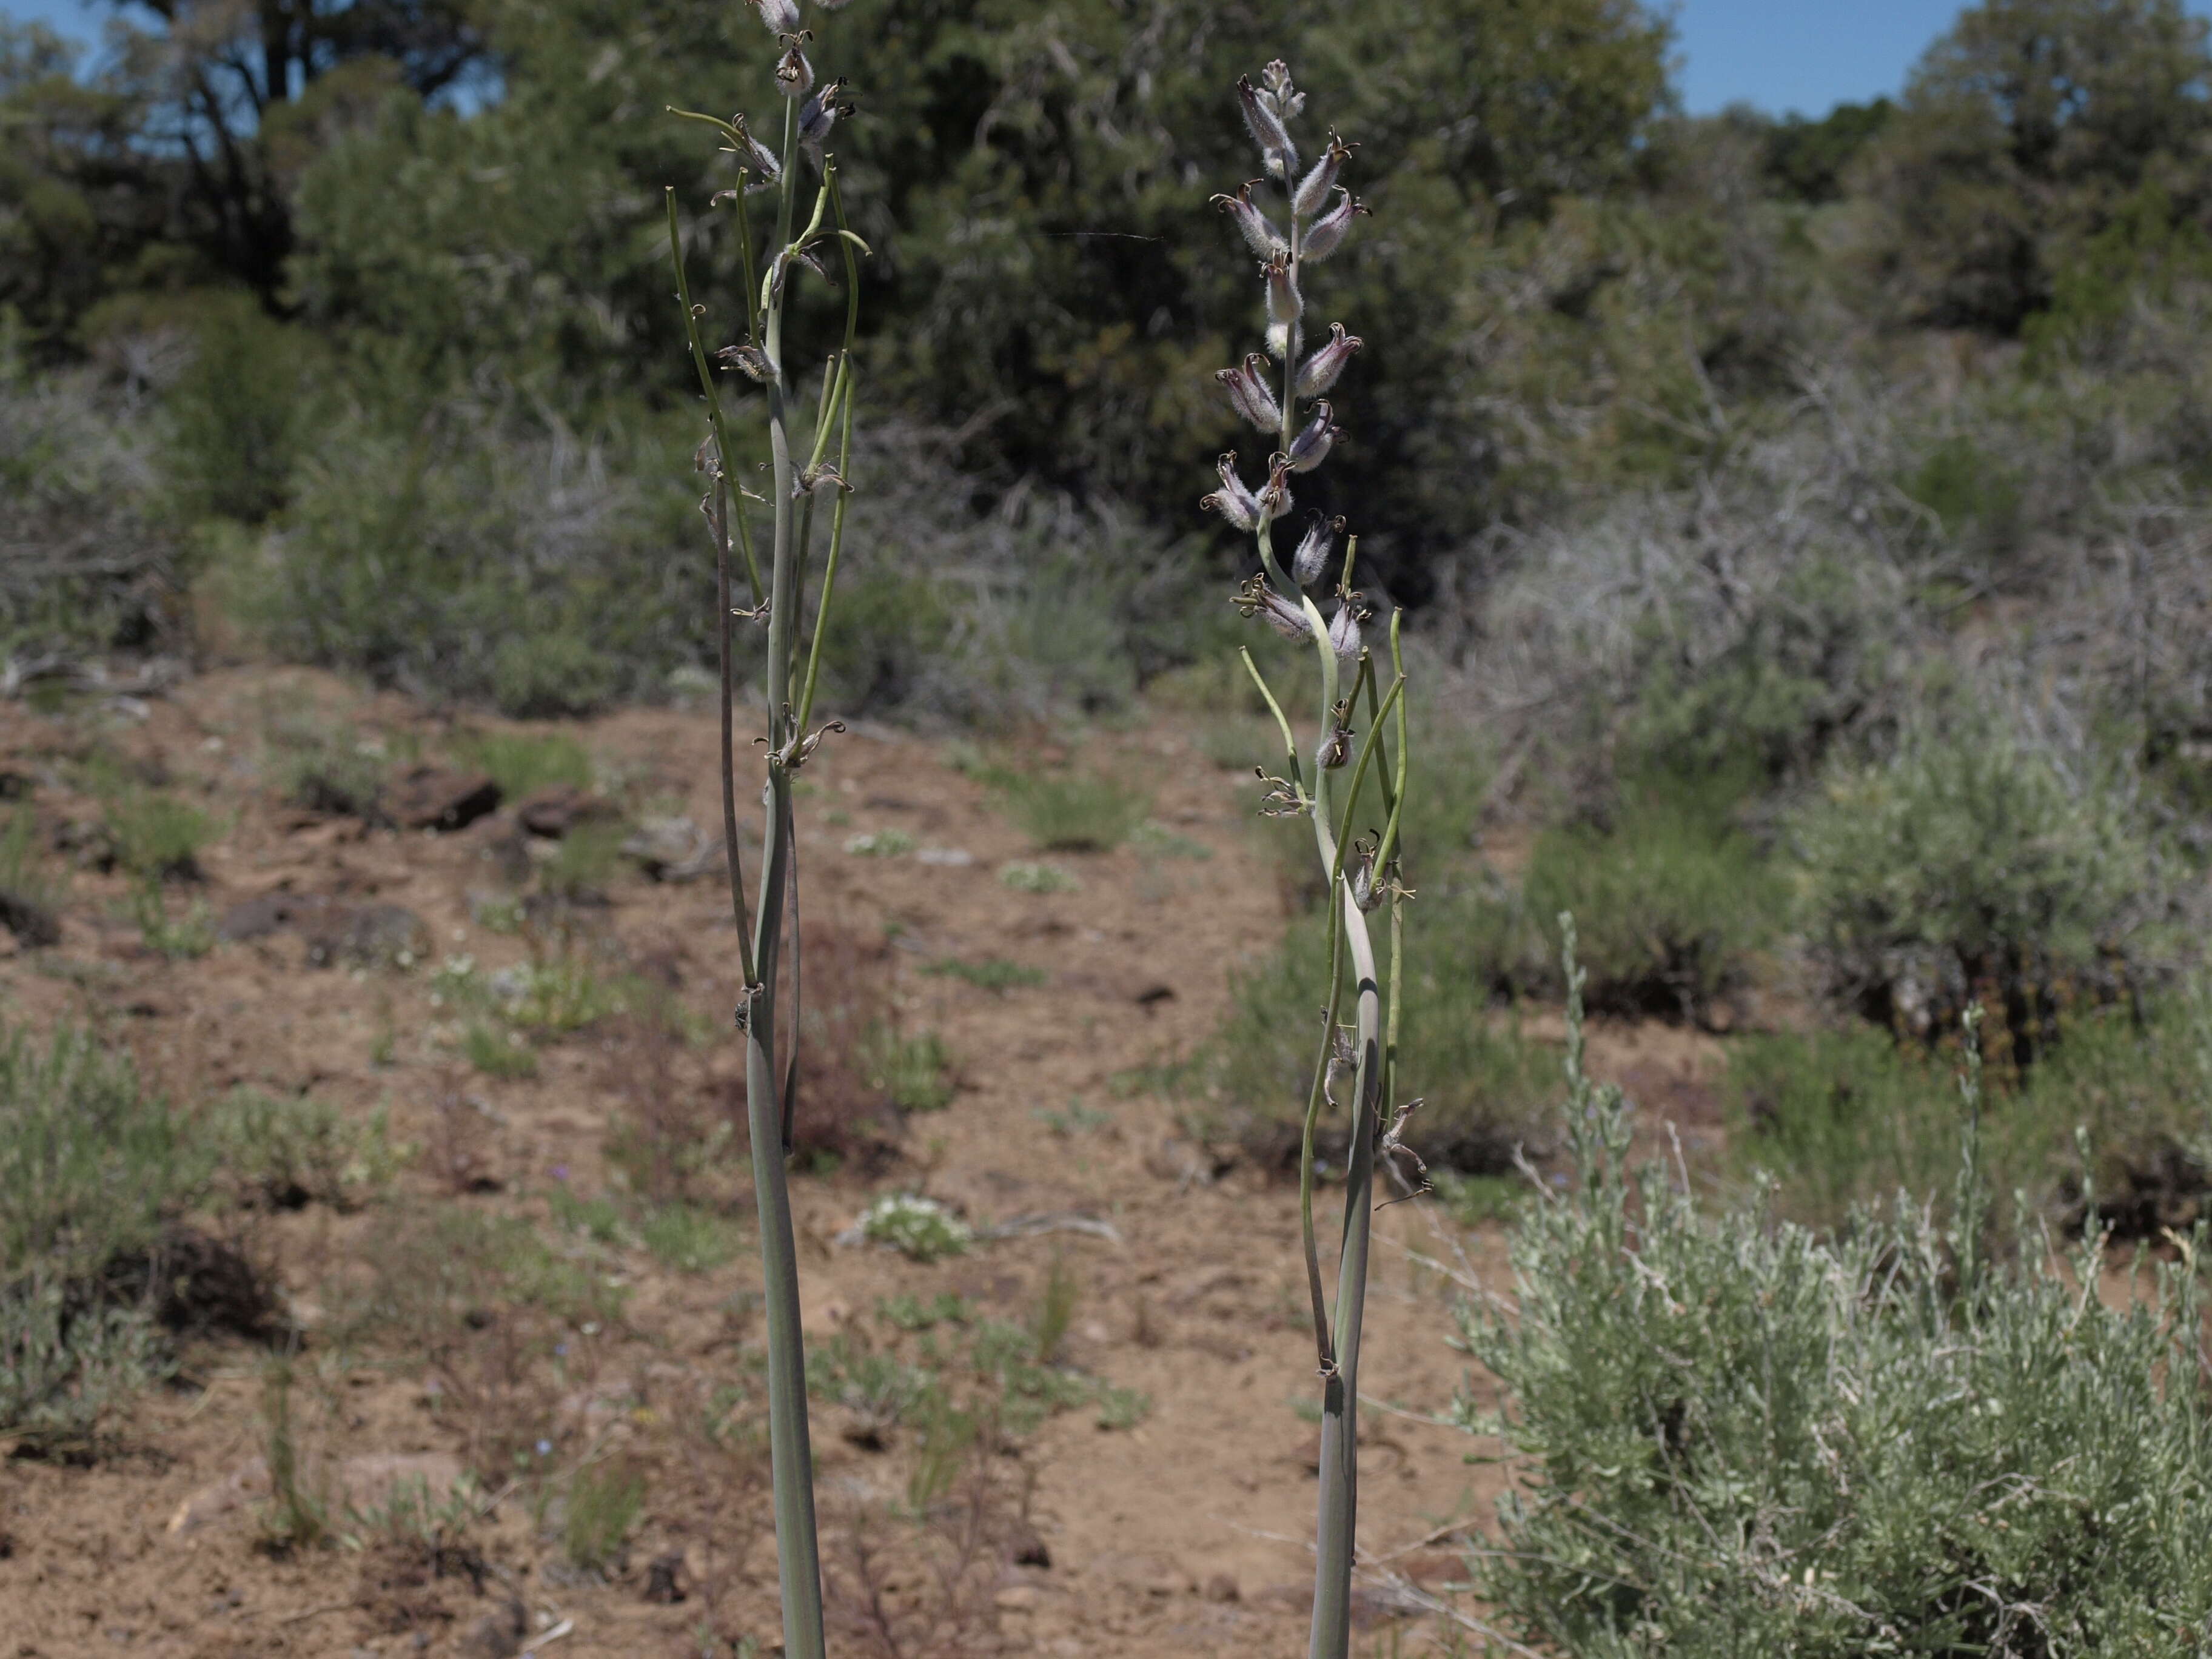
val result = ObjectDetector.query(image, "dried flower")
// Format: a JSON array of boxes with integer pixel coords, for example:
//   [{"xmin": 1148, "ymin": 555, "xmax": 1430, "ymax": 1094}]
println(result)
[
  {"xmin": 1287, "ymin": 401, "xmax": 1339, "ymax": 472},
  {"xmin": 1293, "ymin": 133, "xmax": 1354, "ymax": 219},
  {"xmin": 1237, "ymin": 74, "xmax": 1297, "ymax": 178},
  {"xmin": 1201, "ymin": 453, "xmax": 1263, "ymax": 531},
  {"xmin": 752, "ymin": 0, "xmax": 800, "ymax": 33},
  {"xmin": 799, "ymin": 79, "xmax": 850, "ymax": 150},
  {"xmin": 1234, "ymin": 574, "xmax": 1313, "ymax": 643},
  {"xmin": 1296, "ymin": 323, "xmax": 1361, "ymax": 398},
  {"xmin": 1255, "ymin": 457, "xmax": 1293, "ymax": 525},
  {"xmin": 718, "ymin": 342, "xmax": 774, "ymax": 381},
  {"xmin": 775, "ymin": 38, "xmax": 814, "ymax": 98},
  {"xmin": 1210, "ymin": 181, "xmax": 1288, "ymax": 261},
  {"xmin": 1215, "ymin": 353, "xmax": 1281, "ymax": 431},
  {"xmin": 1301, "ymin": 190, "xmax": 1369, "ymax": 262},
  {"xmin": 1291, "ymin": 514, "xmax": 1341, "ymax": 587},
  {"xmin": 1318, "ymin": 701, "xmax": 1353, "ymax": 769}
]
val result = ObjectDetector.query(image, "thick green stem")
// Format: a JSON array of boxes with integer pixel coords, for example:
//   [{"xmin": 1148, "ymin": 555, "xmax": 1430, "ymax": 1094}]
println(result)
[{"xmin": 745, "ymin": 90, "xmax": 825, "ymax": 1659}]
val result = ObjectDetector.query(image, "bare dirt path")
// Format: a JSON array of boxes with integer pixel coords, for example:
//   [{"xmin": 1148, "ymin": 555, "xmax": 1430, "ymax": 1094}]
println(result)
[{"xmin": 0, "ymin": 669, "xmax": 1513, "ymax": 1658}]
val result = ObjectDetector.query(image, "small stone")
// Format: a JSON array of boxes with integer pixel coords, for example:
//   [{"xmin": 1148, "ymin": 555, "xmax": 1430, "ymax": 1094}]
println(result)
[
  {"xmin": 516, "ymin": 785, "xmax": 617, "ymax": 839},
  {"xmin": 301, "ymin": 903, "xmax": 426, "ymax": 970},
  {"xmin": 993, "ymin": 1586, "xmax": 1041, "ymax": 1612},
  {"xmin": 621, "ymin": 816, "xmax": 717, "ymax": 882},
  {"xmin": 387, "ymin": 767, "xmax": 502, "ymax": 833},
  {"xmin": 0, "ymin": 890, "xmax": 58, "ymax": 948},
  {"xmin": 1202, "ymin": 1572, "xmax": 1241, "ymax": 1604},
  {"xmin": 914, "ymin": 846, "xmax": 974, "ymax": 867},
  {"xmin": 1008, "ymin": 1524, "xmax": 1051, "ymax": 1568},
  {"xmin": 456, "ymin": 1596, "xmax": 527, "ymax": 1658},
  {"xmin": 643, "ymin": 1550, "xmax": 687, "ymax": 1604},
  {"xmin": 1142, "ymin": 1572, "xmax": 1188, "ymax": 1597}
]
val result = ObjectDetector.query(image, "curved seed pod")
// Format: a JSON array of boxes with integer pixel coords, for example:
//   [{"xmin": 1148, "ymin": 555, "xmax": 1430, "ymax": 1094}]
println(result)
[
  {"xmin": 1201, "ymin": 453, "xmax": 1263, "ymax": 531},
  {"xmin": 1301, "ymin": 190, "xmax": 1369, "ymax": 262},
  {"xmin": 1210, "ymin": 182, "xmax": 1287, "ymax": 261},
  {"xmin": 1291, "ymin": 513, "xmax": 1342, "ymax": 587},
  {"xmin": 753, "ymin": 0, "xmax": 800, "ymax": 33},
  {"xmin": 1287, "ymin": 401, "xmax": 1339, "ymax": 472},
  {"xmin": 1295, "ymin": 323, "xmax": 1361, "ymax": 398},
  {"xmin": 1215, "ymin": 354, "xmax": 1282, "ymax": 432},
  {"xmin": 1293, "ymin": 133, "xmax": 1355, "ymax": 218},
  {"xmin": 776, "ymin": 39, "xmax": 814, "ymax": 98}
]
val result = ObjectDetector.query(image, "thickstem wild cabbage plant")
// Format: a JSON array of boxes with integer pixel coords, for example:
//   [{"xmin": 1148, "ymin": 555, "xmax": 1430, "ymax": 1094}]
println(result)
[
  {"xmin": 1203, "ymin": 59, "xmax": 1419, "ymax": 1659},
  {"xmin": 665, "ymin": 8, "xmax": 865, "ymax": 1654}
]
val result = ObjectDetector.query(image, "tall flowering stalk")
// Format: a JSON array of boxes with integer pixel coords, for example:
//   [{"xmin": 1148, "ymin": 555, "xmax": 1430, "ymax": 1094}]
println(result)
[
  {"xmin": 1204, "ymin": 60, "xmax": 1417, "ymax": 1659},
  {"xmin": 664, "ymin": 8, "xmax": 866, "ymax": 1654}
]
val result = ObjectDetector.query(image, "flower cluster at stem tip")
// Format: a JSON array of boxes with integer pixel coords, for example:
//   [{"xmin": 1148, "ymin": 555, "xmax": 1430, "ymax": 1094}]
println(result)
[{"xmin": 1201, "ymin": 59, "xmax": 1372, "ymax": 659}]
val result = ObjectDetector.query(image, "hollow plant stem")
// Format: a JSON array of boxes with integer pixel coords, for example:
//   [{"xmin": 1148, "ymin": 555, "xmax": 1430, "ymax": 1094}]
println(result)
[{"xmin": 744, "ymin": 90, "xmax": 826, "ymax": 1659}]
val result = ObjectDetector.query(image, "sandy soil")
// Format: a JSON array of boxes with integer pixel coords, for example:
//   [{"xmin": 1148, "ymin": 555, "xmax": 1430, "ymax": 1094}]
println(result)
[{"xmin": 0, "ymin": 668, "xmax": 1717, "ymax": 1658}]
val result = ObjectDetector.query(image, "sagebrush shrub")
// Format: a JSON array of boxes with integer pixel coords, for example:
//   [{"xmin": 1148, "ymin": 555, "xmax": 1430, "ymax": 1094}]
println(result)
[
  {"xmin": 1789, "ymin": 716, "xmax": 2156, "ymax": 1059},
  {"xmin": 1468, "ymin": 943, "xmax": 2212, "ymax": 1654}
]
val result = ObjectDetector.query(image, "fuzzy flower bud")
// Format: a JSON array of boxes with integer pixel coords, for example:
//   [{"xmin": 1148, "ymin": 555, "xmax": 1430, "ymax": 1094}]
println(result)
[
  {"xmin": 1327, "ymin": 597, "xmax": 1364, "ymax": 662},
  {"xmin": 1261, "ymin": 59, "xmax": 1305, "ymax": 123},
  {"xmin": 1237, "ymin": 75, "xmax": 1297, "ymax": 179},
  {"xmin": 1293, "ymin": 133, "xmax": 1355, "ymax": 219},
  {"xmin": 1265, "ymin": 252, "xmax": 1302, "ymax": 354},
  {"xmin": 1234, "ymin": 574, "xmax": 1313, "ymax": 643},
  {"xmin": 799, "ymin": 79, "xmax": 850, "ymax": 150},
  {"xmin": 1286, "ymin": 401, "xmax": 1339, "ymax": 472},
  {"xmin": 1210, "ymin": 182, "xmax": 1287, "ymax": 261},
  {"xmin": 1215, "ymin": 354, "xmax": 1281, "ymax": 432},
  {"xmin": 1301, "ymin": 190, "xmax": 1369, "ymax": 262},
  {"xmin": 775, "ymin": 39, "xmax": 814, "ymax": 98},
  {"xmin": 1296, "ymin": 323, "xmax": 1361, "ymax": 398},
  {"xmin": 753, "ymin": 0, "xmax": 800, "ymax": 33},
  {"xmin": 1200, "ymin": 453, "xmax": 1263, "ymax": 531},
  {"xmin": 1291, "ymin": 514, "xmax": 1342, "ymax": 588},
  {"xmin": 1255, "ymin": 458, "xmax": 1293, "ymax": 525}
]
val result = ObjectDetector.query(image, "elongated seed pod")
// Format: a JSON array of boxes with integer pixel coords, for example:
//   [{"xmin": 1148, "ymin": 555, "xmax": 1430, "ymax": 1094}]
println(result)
[
  {"xmin": 1296, "ymin": 324, "xmax": 1361, "ymax": 398},
  {"xmin": 1301, "ymin": 190, "xmax": 1369, "ymax": 263}
]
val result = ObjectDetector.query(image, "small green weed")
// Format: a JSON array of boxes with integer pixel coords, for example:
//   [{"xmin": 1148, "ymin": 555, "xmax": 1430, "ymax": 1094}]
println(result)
[
  {"xmin": 548, "ymin": 1185, "xmax": 632, "ymax": 1247},
  {"xmin": 857, "ymin": 1193, "xmax": 971, "ymax": 1262},
  {"xmin": 1130, "ymin": 820, "xmax": 1212, "ymax": 859},
  {"xmin": 204, "ymin": 1089, "xmax": 398, "ymax": 1211},
  {"xmin": 1093, "ymin": 1385, "xmax": 1151, "ymax": 1431},
  {"xmin": 865, "ymin": 1026, "xmax": 953, "ymax": 1113},
  {"xmin": 1034, "ymin": 1098, "xmax": 1112, "ymax": 1137},
  {"xmin": 997, "ymin": 770, "xmax": 1148, "ymax": 852},
  {"xmin": 843, "ymin": 828, "xmax": 916, "ymax": 857},
  {"xmin": 921, "ymin": 956, "xmax": 1046, "ymax": 992},
  {"xmin": 449, "ymin": 730, "xmax": 593, "ymax": 800},
  {"xmin": 258, "ymin": 1353, "xmax": 333, "ymax": 1552},
  {"xmin": 563, "ymin": 1460, "xmax": 646, "ymax": 1574},
  {"xmin": 129, "ymin": 879, "xmax": 216, "ymax": 959},
  {"xmin": 539, "ymin": 820, "xmax": 628, "ymax": 901},
  {"xmin": 101, "ymin": 782, "xmax": 215, "ymax": 882},
  {"xmin": 638, "ymin": 1203, "xmax": 743, "ymax": 1274},
  {"xmin": 463, "ymin": 1021, "xmax": 539, "ymax": 1079},
  {"xmin": 1000, "ymin": 860, "xmax": 1079, "ymax": 894},
  {"xmin": 879, "ymin": 1292, "xmax": 972, "ymax": 1332},
  {"xmin": 1030, "ymin": 1258, "xmax": 1078, "ymax": 1364}
]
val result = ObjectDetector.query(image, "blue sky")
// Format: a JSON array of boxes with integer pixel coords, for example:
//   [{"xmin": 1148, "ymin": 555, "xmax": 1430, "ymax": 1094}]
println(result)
[{"xmin": 6, "ymin": 0, "xmax": 2210, "ymax": 120}]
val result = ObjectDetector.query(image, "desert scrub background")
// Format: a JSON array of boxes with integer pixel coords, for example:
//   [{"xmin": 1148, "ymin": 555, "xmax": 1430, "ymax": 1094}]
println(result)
[{"xmin": 1464, "ymin": 972, "xmax": 2212, "ymax": 1654}]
